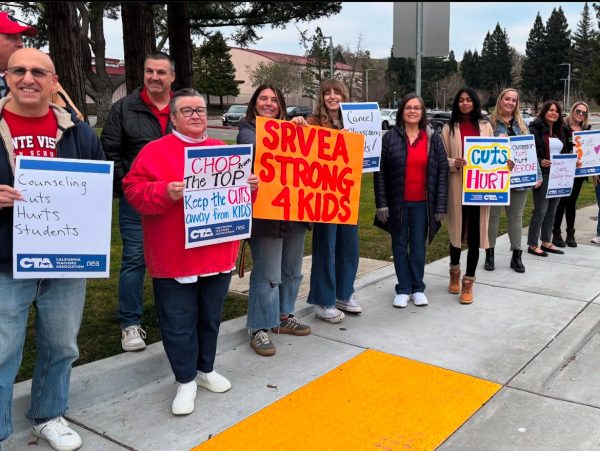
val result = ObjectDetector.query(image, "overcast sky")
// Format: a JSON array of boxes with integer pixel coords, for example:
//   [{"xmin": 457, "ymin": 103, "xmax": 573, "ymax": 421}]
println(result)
[{"xmin": 99, "ymin": 2, "xmax": 588, "ymax": 60}]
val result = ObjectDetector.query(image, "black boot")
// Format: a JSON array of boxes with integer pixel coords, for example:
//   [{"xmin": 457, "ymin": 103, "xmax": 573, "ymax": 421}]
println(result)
[
  {"xmin": 552, "ymin": 230, "xmax": 566, "ymax": 247},
  {"xmin": 484, "ymin": 248, "xmax": 495, "ymax": 271},
  {"xmin": 566, "ymin": 228, "xmax": 577, "ymax": 247},
  {"xmin": 510, "ymin": 249, "xmax": 525, "ymax": 273}
]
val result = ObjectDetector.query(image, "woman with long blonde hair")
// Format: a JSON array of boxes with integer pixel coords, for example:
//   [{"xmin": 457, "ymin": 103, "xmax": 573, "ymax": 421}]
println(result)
[
  {"xmin": 552, "ymin": 100, "xmax": 591, "ymax": 248},
  {"xmin": 486, "ymin": 88, "xmax": 541, "ymax": 273}
]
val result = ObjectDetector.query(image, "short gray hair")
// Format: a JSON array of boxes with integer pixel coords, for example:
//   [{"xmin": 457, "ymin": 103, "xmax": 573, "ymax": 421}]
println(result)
[{"xmin": 169, "ymin": 88, "xmax": 206, "ymax": 113}]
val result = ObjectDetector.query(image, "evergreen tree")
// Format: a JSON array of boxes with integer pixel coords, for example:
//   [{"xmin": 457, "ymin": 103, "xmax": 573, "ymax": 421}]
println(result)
[
  {"xmin": 460, "ymin": 50, "xmax": 482, "ymax": 88},
  {"xmin": 572, "ymin": 2, "xmax": 595, "ymax": 101},
  {"xmin": 544, "ymin": 7, "xmax": 572, "ymax": 102},
  {"xmin": 193, "ymin": 32, "xmax": 239, "ymax": 108},
  {"xmin": 447, "ymin": 50, "xmax": 458, "ymax": 74},
  {"xmin": 480, "ymin": 24, "xmax": 512, "ymax": 92},
  {"xmin": 521, "ymin": 13, "xmax": 547, "ymax": 108},
  {"xmin": 302, "ymin": 27, "xmax": 331, "ymax": 99}
]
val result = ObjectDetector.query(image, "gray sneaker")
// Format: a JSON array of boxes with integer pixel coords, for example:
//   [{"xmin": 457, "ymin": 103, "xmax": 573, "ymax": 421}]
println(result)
[
  {"xmin": 272, "ymin": 315, "xmax": 311, "ymax": 336},
  {"xmin": 121, "ymin": 325, "xmax": 147, "ymax": 352},
  {"xmin": 250, "ymin": 330, "xmax": 276, "ymax": 356}
]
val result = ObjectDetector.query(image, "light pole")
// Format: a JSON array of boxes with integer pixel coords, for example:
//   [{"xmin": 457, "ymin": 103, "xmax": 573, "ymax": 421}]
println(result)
[
  {"xmin": 559, "ymin": 62, "xmax": 571, "ymax": 108},
  {"xmin": 435, "ymin": 82, "xmax": 439, "ymax": 110},
  {"xmin": 560, "ymin": 78, "xmax": 567, "ymax": 108},
  {"xmin": 441, "ymin": 88, "xmax": 446, "ymax": 112},
  {"xmin": 322, "ymin": 35, "xmax": 334, "ymax": 79},
  {"xmin": 365, "ymin": 68, "xmax": 373, "ymax": 101}
]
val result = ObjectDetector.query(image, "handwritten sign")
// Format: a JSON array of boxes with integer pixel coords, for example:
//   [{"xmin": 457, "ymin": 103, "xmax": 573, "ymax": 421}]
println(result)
[
  {"xmin": 462, "ymin": 137, "xmax": 511, "ymax": 205},
  {"xmin": 547, "ymin": 153, "xmax": 577, "ymax": 198},
  {"xmin": 253, "ymin": 116, "xmax": 364, "ymax": 224},
  {"xmin": 13, "ymin": 156, "xmax": 114, "ymax": 278},
  {"xmin": 573, "ymin": 130, "xmax": 600, "ymax": 176},
  {"xmin": 183, "ymin": 145, "xmax": 252, "ymax": 248},
  {"xmin": 340, "ymin": 102, "xmax": 381, "ymax": 172},
  {"xmin": 509, "ymin": 135, "xmax": 538, "ymax": 188}
]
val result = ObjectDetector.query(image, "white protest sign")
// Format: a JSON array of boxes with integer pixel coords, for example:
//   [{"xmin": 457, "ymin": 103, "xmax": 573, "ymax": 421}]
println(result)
[
  {"xmin": 573, "ymin": 129, "xmax": 600, "ymax": 176},
  {"xmin": 13, "ymin": 156, "xmax": 113, "ymax": 278},
  {"xmin": 340, "ymin": 102, "xmax": 382, "ymax": 172},
  {"xmin": 509, "ymin": 135, "xmax": 538, "ymax": 188},
  {"xmin": 547, "ymin": 153, "xmax": 577, "ymax": 198},
  {"xmin": 183, "ymin": 145, "xmax": 253, "ymax": 248}
]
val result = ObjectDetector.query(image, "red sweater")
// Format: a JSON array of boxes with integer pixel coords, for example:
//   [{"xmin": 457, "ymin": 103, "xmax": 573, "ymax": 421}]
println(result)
[
  {"xmin": 459, "ymin": 119, "xmax": 480, "ymax": 157},
  {"xmin": 123, "ymin": 134, "xmax": 240, "ymax": 278},
  {"xmin": 404, "ymin": 130, "xmax": 427, "ymax": 201}
]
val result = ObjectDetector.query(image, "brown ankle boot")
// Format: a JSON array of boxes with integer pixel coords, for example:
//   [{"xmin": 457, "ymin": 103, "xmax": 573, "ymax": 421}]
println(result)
[
  {"xmin": 459, "ymin": 276, "xmax": 475, "ymax": 304},
  {"xmin": 449, "ymin": 265, "xmax": 461, "ymax": 294}
]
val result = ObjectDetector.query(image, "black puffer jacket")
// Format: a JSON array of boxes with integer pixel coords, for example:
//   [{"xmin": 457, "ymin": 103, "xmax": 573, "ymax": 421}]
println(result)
[
  {"xmin": 237, "ymin": 118, "xmax": 311, "ymax": 238},
  {"xmin": 101, "ymin": 87, "xmax": 173, "ymax": 194},
  {"xmin": 373, "ymin": 126, "xmax": 448, "ymax": 243}
]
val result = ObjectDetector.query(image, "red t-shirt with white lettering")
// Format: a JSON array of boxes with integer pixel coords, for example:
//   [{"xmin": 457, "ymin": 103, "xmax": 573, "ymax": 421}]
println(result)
[{"xmin": 3, "ymin": 108, "xmax": 58, "ymax": 158}]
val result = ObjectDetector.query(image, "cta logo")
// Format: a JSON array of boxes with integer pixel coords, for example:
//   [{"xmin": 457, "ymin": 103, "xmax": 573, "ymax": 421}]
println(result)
[
  {"xmin": 189, "ymin": 228, "xmax": 213, "ymax": 240},
  {"xmin": 20, "ymin": 257, "xmax": 53, "ymax": 269},
  {"xmin": 483, "ymin": 194, "xmax": 498, "ymax": 201}
]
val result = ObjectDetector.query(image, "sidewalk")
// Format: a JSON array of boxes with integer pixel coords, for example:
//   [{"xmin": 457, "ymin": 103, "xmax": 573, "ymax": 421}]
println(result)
[{"xmin": 4, "ymin": 205, "xmax": 600, "ymax": 450}]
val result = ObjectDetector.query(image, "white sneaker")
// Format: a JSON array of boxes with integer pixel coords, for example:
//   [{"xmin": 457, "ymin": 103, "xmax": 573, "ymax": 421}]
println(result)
[
  {"xmin": 172, "ymin": 381, "xmax": 197, "ymax": 415},
  {"xmin": 411, "ymin": 292, "xmax": 429, "ymax": 306},
  {"xmin": 393, "ymin": 293, "xmax": 409, "ymax": 308},
  {"xmin": 121, "ymin": 325, "xmax": 147, "ymax": 351},
  {"xmin": 196, "ymin": 370, "xmax": 232, "ymax": 393},
  {"xmin": 591, "ymin": 236, "xmax": 600, "ymax": 244},
  {"xmin": 314, "ymin": 305, "xmax": 345, "ymax": 323},
  {"xmin": 32, "ymin": 416, "xmax": 82, "ymax": 451},
  {"xmin": 335, "ymin": 293, "xmax": 363, "ymax": 313}
]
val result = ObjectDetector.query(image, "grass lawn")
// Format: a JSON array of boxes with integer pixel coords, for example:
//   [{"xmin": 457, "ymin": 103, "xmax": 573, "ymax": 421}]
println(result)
[{"xmin": 16, "ymin": 172, "xmax": 599, "ymax": 382}]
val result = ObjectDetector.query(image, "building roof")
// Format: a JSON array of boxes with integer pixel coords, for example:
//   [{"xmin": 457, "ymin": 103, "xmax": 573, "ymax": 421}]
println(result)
[{"xmin": 230, "ymin": 47, "xmax": 353, "ymax": 71}]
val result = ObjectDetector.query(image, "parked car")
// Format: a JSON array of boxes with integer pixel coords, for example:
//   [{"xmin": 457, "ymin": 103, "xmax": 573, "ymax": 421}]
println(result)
[
  {"xmin": 222, "ymin": 104, "xmax": 248, "ymax": 127},
  {"xmin": 286, "ymin": 105, "xmax": 313, "ymax": 120},
  {"xmin": 429, "ymin": 112, "xmax": 451, "ymax": 134},
  {"xmin": 380, "ymin": 109, "xmax": 397, "ymax": 130},
  {"xmin": 522, "ymin": 112, "xmax": 535, "ymax": 126}
]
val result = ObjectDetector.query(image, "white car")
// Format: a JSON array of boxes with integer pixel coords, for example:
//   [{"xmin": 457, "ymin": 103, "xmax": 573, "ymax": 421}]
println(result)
[
  {"xmin": 380, "ymin": 109, "xmax": 397, "ymax": 130},
  {"xmin": 521, "ymin": 112, "xmax": 535, "ymax": 126}
]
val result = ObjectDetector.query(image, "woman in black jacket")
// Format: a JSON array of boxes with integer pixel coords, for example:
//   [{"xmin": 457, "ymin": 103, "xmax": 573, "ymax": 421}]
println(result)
[
  {"xmin": 552, "ymin": 101, "xmax": 591, "ymax": 248},
  {"xmin": 374, "ymin": 93, "xmax": 448, "ymax": 308},
  {"xmin": 527, "ymin": 100, "xmax": 568, "ymax": 257}
]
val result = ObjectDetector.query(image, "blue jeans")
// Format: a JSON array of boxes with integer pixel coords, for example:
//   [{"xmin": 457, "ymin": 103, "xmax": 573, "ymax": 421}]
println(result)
[
  {"xmin": 153, "ymin": 272, "xmax": 231, "ymax": 383},
  {"xmin": 0, "ymin": 274, "xmax": 86, "ymax": 441},
  {"xmin": 247, "ymin": 223, "xmax": 306, "ymax": 331},
  {"xmin": 596, "ymin": 183, "xmax": 600, "ymax": 237},
  {"xmin": 391, "ymin": 202, "xmax": 427, "ymax": 295},
  {"xmin": 308, "ymin": 223, "xmax": 359, "ymax": 307},
  {"xmin": 118, "ymin": 193, "xmax": 146, "ymax": 328}
]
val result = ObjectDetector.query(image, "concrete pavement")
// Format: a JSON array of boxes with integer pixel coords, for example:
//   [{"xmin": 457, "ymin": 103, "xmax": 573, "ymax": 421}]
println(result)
[{"xmin": 4, "ymin": 204, "xmax": 600, "ymax": 450}]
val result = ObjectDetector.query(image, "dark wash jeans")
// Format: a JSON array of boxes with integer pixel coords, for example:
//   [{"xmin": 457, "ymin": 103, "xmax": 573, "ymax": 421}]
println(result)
[{"xmin": 153, "ymin": 272, "xmax": 232, "ymax": 383}]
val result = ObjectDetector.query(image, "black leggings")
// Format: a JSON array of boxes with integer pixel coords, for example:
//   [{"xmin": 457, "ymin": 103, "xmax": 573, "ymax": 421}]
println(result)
[
  {"xmin": 450, "ymin": 205, "xmax": 481, "ymax": 277},
  {"xmin": 553, "ymin": 177, "xmax": 585, "ymax": 232}
]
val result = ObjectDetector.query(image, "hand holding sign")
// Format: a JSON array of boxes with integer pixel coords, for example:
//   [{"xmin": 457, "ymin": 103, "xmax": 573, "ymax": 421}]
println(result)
[{"xmin": 0, "ymin": 184, "xmax": 22, "ymax": 208}]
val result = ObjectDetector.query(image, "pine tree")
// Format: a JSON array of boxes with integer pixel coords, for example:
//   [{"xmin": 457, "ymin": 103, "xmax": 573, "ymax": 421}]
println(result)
[
  {"xmin": 572, "ymin": 2, "xmax": 595, "ymax": 101},
  {"xmin": 193, "ymin": 32, "xmax": 239, "ymax": 108},
  {"xmin": 521, "ymin": 13, "xmax": 547, "ymax": 109},
  {"xmin": 480, "ymin": 32, "xmax": 493, "ymax": 89},
  {"xmin": 302, "ymin": 27, "xmax": 331, "ymax": 99},
  {"xmin": 544, "ymin": 7, "xmax": 572, "ymax": 102},
  {"xmin": 446, "ymin": 50, "xmax": 458, "ymax": 74},
  {"xmin": 480, "ymin": 24, "xmax": 512, "ymax": 92}
]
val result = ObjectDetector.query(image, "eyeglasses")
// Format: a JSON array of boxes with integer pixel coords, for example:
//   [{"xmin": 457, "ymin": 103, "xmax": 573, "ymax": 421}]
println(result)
[
  {"xmin": 179, "ymin": 107, "xmax": 207, "ymax": 117},
  {"xmin": 6, "ymin": 66, "xmax": 54, "ymax": 78},
  {"xmin": 575, "ymin": 109, "xmax": 588, "ymax": 117},
  {"xmin": 405, "ymin": 106, "xmax": 422, "ymax": 111}
]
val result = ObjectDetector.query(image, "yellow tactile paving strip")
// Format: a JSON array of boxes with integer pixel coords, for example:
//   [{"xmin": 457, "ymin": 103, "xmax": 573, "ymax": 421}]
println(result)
[{"xmin": 193, "ymin": 349, "xmax": 501, "ymax": 450}]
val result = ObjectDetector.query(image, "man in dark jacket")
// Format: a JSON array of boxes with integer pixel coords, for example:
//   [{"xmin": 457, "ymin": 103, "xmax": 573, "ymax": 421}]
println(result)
[
  {"xmin": 0, "ymin": 48, "xmax": 104, "ymax": 451},
  {"xmin": 101, "ymin": 51, "xmax": 175, "ymax": 352}
]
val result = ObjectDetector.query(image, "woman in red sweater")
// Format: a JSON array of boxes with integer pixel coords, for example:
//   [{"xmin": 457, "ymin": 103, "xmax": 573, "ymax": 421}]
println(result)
[{"xmin": 123, "ymin": 89, "xmax": 258, "ymax": 416}]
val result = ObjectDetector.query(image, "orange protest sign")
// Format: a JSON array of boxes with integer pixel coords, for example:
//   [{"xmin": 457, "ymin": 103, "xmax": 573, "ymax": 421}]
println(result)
[{"xmin": 253, "ymin": 116, "xmax": 365, "ymax": 224}]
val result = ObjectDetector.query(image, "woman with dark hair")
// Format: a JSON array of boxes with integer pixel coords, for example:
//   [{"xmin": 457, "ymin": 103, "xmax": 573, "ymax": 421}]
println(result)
[
  {"xmin": 374, "ymin": 94, "xmax": 448, "ymax": 308},
  {"xmin": 441, "ymin": 87, "xmax": 493, "ymax": 304},
  {"xmin": 237, "ymin": 84, "xmax": 311, "ymax": 357},
  {"xmin": 293, "ymin": 79, "xmax": 362, "ymax": 323},
  {"xmin": 527, "ymin": 100, "xmax": 568, "ymax": 257},
  {"xmin": 552, "ymin": 100, "xmax": 591, "ymax": 248}
]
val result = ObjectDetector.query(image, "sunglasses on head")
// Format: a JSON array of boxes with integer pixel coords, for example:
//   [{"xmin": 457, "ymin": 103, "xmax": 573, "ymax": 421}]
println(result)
[{"xmin": 575, "ymin": 109, "xmax": 588, "ymax": 116}]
